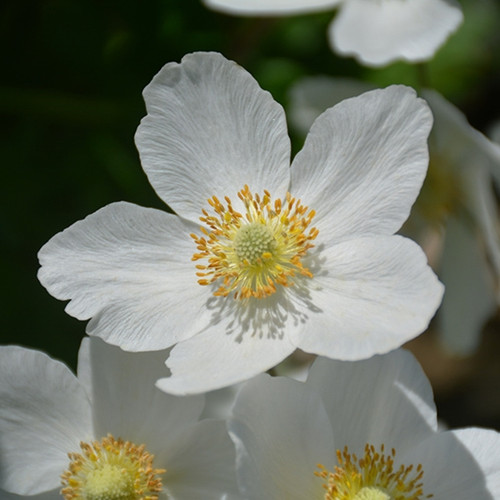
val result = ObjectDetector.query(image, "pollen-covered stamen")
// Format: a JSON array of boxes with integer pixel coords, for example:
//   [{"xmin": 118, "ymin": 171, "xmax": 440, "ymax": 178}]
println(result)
[
  {"xmin": 191, "ymin": 185, "xmax": 319, "ymax": 300},
  {"xmin": 315, "ymin": 444, "xmax": 433, "ymax": 500},
  {"xmin": 61, "ymin": 434, "xmax": 165, "ymax": 500}
]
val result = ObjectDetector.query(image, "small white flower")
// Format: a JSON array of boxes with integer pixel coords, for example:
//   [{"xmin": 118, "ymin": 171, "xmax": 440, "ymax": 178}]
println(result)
[
  {"xmin": 202, "ymin": 0, "xmax": 463, "ymax": 67},
  {"xmin": 0, "ymin": 338, "xmax": 238, "ymax": 499},
  {"xmin": 289, "ymin": 76, "xmax": 500, "ymax": 355},
  {"xmin": 228, "ymin": 349, "xmax": 500, "ymax": 499},
  {"xmin": 38, "ymin": 52, "xmax": 443, "ymax": 394}
]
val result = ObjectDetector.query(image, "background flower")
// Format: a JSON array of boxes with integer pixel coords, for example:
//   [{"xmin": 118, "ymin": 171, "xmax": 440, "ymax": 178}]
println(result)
[
  {"xmin": 201, "ymin": 0, "xmax": 463, "ymax": 66},
  {"xmin": 228, "ymin": 350, "xmax": 500, "ymax": 499},
  {"xmin": 0, "ymin": 337, "xmax": 238, "ymax": 499},
  {"xmin": 421, "ymin": 89, "xmax": 500, "ymax": 355}
]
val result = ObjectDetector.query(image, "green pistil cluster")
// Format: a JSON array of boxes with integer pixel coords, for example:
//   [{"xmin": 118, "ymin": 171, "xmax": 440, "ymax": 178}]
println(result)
[{"xmin": 234, "ymin": 222, "xmax": 277, "ymax": 265}]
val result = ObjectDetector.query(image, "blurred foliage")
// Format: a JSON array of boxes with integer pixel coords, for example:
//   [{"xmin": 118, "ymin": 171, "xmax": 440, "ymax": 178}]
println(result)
[{"xmin": 1, "ymin": 0, "xmax": 499, "ymax": 428}]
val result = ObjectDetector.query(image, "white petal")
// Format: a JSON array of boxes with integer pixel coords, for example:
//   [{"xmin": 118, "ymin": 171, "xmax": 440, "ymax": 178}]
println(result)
[
  {"xmin": 0, "ymin": 490, "xmax": 60, "ymax": 500},
  {"xmin": 451, "ymin": 428, "xmax": 500, "ymax": 497},
  {"xmin": 203, "ymin": 0, "xmax": 340, "ymax": 15},
  {"xmin": 306, "ymin": 351, "xmax": 437, "ymax": 455},
  {"xmin": 288, "ymin": 76, "xmax": 374, "ymax": 135},
  {"xmin": 38, "ymin": 202, "xmax": 212, "ymax": 351},
  {"xmin": 135, "ymin": 52, "xmax": 291, "ymax": 221},
  {"xmin": 423, "ymin": 89, "xmax": 500, "ymax": 174},
  {"xmin": 405, "ymin": 428, "xmax": 500, "ymax": 498},
  {"xmin": 157, "ymin": 307, "xmax": 296, "ymax": 393},
  {"xmin": 228, "ymin": 374, "xmax": 335, "ymax": 499},
  {"xmin": 438, "ymin": 215, "xmax": 496, "ymax": 355},
  {"xmin": 291, "ymin": 86, "xmax": 432, "ymax": 246},
  {"xmin": 463, "ymin": 164, "xmax": 500, "ymax": 284},
  {"xmin": 295, "ymin": 236, "xmax": 443, "ymax": 359},
  {"xmin": 330, "ymin": 0, "xmax": 463, "ymax": 66},
  {"xmin": 423, "ymin": 89, "xmax": 500, "ymax": 285},
  {"xmin": 0, "ymin": 347, "xmax": 92, "ymax": 495},
  {"xmin": 161, "ymin": 420, "xmax": 239, "ymax": 499},
  {"xmin": 201, "ymin": 383, "xmax": 243, "ymax": 420},
  {"xmin": 490, "ymin": 120, "xmax": 500, "ymax": 144},
  {"xmin": 77, "ymin": 338, "xmax": 205, "ymax": 454}
]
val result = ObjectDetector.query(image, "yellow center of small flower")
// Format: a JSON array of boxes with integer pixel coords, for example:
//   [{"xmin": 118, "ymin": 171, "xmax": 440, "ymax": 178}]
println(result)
[
  {"xmin": 191, "ymin": 185, "xmax": 319, "ymax": 299},
  {"xmin": 60, "ymin": 434, "xmax": 165, "ymax": 500},
  {"xmin": 315, "ymin": 444, "xmax": 433, "ymax": 500}
]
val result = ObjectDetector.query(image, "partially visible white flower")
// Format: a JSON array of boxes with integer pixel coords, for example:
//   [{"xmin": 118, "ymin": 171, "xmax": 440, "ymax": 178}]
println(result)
[
  {"xmin": 38, "ymin": 52, "xmax": 443, "ymax": 394},
  {"xmin": 0, "ymin": 338, "xmax": 238, "ymax": 499},
  {"xmin": 422, "ymin": 89, "xmax": 500, "ymax": 354},
  {"xmin": 228, "ymin": 350, "xmax": 500, "ymax": 499},
  {"xmin": 289, "ymin": 76, "xmax": 500, "ymax": 355},
  {"xmin": 202, "ymin": 0, "xmax": 463, "ymax": 67}
]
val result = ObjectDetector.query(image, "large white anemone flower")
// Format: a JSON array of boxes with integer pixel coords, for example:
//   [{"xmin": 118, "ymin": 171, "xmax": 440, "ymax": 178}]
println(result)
[
  {"xmin": 289, "ymin": 76, "xmax": 500, "ymax": 355},
  {"xmin": 228, "ymin": 350, "xmax": 500, "ymax": 499},
  {"xmin": 201, "ymin": 0, "xmax": 463, "ymax": 67},
  {"xmin": 0, "ymin": 338, "xmax": 238, "ymax": 499},
  {"xmin": 38, "ymin": 52, "xmax": 443, "ymax": 394}
]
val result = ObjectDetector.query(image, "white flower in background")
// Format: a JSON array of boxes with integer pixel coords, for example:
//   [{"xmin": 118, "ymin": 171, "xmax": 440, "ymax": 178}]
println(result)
[
  {"xmin": 422, "ymin": 89, "xmax": 500, "ymax": 355},
  {"xmin": 38, "ymin": 52, "xmax": 443, "ymax": 394},
  {"xmin": 202, "ymin": 0, "xmax": 463, "ymax": 67},
  {"xmin": 0, "ymin": 338, "xmax": 238, "ymax": 499},
  {"xmin": 289, "ymin": 76, "xmax": 500, "ymax": 355},
  {"xmin": 228, "ymin": 350, "xmax": 500, "ymax": 499}
]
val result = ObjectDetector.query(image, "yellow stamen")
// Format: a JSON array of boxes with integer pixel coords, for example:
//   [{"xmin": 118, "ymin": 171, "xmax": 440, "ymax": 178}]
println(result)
[
  {"xmin": 61, "ymin": 434, "xmax": 165, "ymax": 500},
  {"xmin": 315, "ymin": 444, "xmax": 433, "ymax": 500},
  {"xmin": 191, "ymin": 185, "xmax": 318, "ymax": 300}
]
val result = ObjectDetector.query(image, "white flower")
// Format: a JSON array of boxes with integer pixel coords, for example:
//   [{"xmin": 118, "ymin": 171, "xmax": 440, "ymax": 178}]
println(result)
[
  {"xmin": 38, "ymin": 52, "xmax": 443, "ymax": 394},
  {"xmin": 421, "ymin": 89, "xmax": 500, "ymax": 354},
  {"xmin": 0, "ymin": 338, "xmax": 238, "ymax": 499},
  {"xmin": 202, "ymin": 0, "xmax": 463, "ymax": 67},
  {"xmin": 228, "ymin": 349, "xmax": 500, "ymax": 499},
  {"xmin": 289, "ymin": 76, "xmax": 500, "ymax": 355}
]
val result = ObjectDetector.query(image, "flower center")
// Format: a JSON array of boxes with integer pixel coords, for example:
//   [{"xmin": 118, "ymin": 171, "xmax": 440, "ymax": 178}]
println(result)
[
  {"xmin": 191, "ymin": 185, "xmax": 318, "ymax": 300},
  {"xmin": 61, "ymin": 434, "xmax": 165, "ymax": 500},
  {"xmin": 315, "ymin": 444, "xmax": 433, "ymax": 500},
  {"xmin": 352, "ymin": 487, "xmax": 391, "ymax": 500},
  {"xmin": 414, "ymin": 153, "xmax": 464, "ymax": 227},
  {"xmin": 234, "ymin": 222, "xmax": 277, "ymax": 265}
]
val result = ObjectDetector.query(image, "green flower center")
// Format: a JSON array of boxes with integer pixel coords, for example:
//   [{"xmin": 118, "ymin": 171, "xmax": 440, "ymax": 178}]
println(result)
[
  {"xmin": 61, "ymin": 434, "xmax": 165, "ymax": 500},
  {"xmin": 414, "ymin": 153, "xmax": 464, "ymax": 226},
  {"xmin": 84, "ymin": 463, "xmax": 134, "ymax": 500},
  {"xmin": 353, "ymin": 486, "xmax": 391, "ymax": 500},
  {"xmin": 234, "ymin": 222, "xmax": 277, "ymax": 265}
]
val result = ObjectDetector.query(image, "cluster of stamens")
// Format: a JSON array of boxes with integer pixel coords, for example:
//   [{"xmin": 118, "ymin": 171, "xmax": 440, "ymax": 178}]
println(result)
[
  {"xmin": 315, "ymin": 444, "xmax": 433, "ymax": 500},
  {"xmin": 191, "ymin": 185, "xmax": 318, "ymax": 299},
  {"xmin": 61, "ymin": 434, "xmax": 165, "ymax": 500}
]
